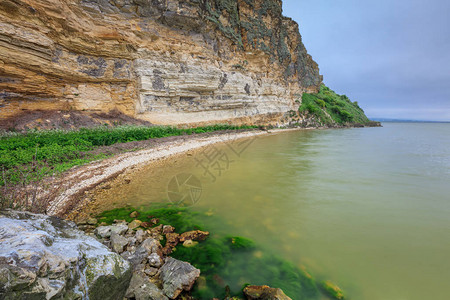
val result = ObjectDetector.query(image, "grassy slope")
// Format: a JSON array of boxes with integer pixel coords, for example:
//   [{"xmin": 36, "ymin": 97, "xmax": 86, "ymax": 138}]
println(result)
[
  {"xmin": 0, "ymin": 125, "xmax": 256, "ymax": 185},
  {"xmin": 299, "ymin": 84, "xmax": 370, "ymax": 126}
]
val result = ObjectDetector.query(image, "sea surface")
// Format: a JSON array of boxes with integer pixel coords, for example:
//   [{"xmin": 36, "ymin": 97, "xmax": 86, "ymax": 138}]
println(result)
[{"xmin": 120, "ymin": 123, "xmax": 450, "ymax": 299}]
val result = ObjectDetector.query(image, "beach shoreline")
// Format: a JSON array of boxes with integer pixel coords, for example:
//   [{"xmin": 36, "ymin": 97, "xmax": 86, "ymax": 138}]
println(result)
[{"xmin": 47, "ymin": 127, "xmax": 312, "ymax": 219}]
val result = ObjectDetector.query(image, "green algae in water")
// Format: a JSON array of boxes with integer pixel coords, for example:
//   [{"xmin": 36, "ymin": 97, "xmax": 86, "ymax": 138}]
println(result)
[
  {"xmin": 321, "ymin": 280, "xmax": 345, "ymax": 300},
  {"xmin": 96, "ymin": 205, "xmax": 341, "ymax": 300},
  {"xmin": 96, "ymin": 204, "xmax": 205, "ymax": 232}
]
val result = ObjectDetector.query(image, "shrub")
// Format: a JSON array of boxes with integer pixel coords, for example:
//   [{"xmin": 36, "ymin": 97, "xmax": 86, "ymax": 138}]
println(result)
[
  {"xmin": 299, "ymin": 84, "xmax": 370, "ymax": 125},
  {"xmin": 315, "ymin": 99, "xmax": 326, "ymax": 108}
]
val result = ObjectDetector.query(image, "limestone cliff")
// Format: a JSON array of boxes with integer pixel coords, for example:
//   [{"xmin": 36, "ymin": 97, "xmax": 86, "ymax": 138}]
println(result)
[{"xmin": 0, "ymin": 0, "xmax": 321, "ymax": 126}]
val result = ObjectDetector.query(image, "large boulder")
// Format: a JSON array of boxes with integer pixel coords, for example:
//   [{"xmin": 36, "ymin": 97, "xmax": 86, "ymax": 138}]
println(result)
[{"xmin": 0, "ymin": 210, "xmax": 132, "ymax": 299}]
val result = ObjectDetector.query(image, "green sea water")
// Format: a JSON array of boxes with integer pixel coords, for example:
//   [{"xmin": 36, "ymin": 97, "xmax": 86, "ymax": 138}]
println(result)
[{"xmin": 122, "ymin": 123, "xmax": 450, "ymax": 299}]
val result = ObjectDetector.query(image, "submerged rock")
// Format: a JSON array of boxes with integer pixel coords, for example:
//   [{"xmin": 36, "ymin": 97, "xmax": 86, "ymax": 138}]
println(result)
[
  {"xmin": 162, "ymin": 225, "xmax": 175, "ymax": 234},
  {"xmin": 182, "ymin": 239, "xmax": 199, "ymax": 248},
  {"xmin": 160, "ymin": 257, "xmax": 200, "ymax": 299},
  {"xmin": 179, "ymin": 230, "xmax": 209, "ymax": 242},
  {"xmin": 0, "ymin": 209, "xmax": 131, "ymax": 299},
  {"xmin": 130, "ymin": 211, "xmax": 140, "ymax": 218},
  {"xmin": 243, "ymin": 285, "xmax": 292, "ymax": 300},
  {"xmin": 163, "ymin": 232, "xmax": 180, "ymax": 255},
  {"xmin": 321, "ymin": 280, "xmax": 345, "ymax": 300}
]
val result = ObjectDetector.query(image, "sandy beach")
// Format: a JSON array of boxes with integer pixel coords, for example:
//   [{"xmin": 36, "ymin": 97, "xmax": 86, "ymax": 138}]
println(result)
[{"xmin": 46, "ymin": 128, "xmax": 310, "ymax": 218}]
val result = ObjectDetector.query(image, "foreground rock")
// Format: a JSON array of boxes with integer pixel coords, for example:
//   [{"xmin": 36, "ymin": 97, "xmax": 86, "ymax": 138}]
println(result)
[
  {"xmin": 0, "ymin": 210, "xmax": 131, "ymax": 299},
  {"xmin": 244, "ymin": 285, "xmax": 292, "ymax": 300},
  {"xmin": 125, "ymin": 273, "xmax": 169, "ymax": 300},
  {"xmin": 89, "ymin": 218, "xmax": 202, "ymax": 299},
  {"xmin": 160, "ymin": 257, "xmax": 201, "ymax": 299}
]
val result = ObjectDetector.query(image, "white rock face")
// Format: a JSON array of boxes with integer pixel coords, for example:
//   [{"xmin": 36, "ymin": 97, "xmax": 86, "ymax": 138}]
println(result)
[
  {"xmin": 135, "ymin": 57, "xmax": 293, "ymax": 125},
  {"xmin": 0, "ymin": 210, "xmax": 131, "ymax": 300}
]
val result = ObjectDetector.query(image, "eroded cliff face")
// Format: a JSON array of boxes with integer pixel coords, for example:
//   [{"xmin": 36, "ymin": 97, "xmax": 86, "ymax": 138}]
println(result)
[{"xmin": 0, "ymin": 0, "xmax": 321, "ymax": 126}]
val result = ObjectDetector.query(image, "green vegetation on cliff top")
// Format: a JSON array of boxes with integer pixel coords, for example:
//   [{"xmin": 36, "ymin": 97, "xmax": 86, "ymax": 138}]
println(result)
[
  {"xmin": 299, "ymin": 84, "xmax": 371, "ymax": 126},
  {"xmin": 97, "ymin": 205, "xmax": 344, "ymax": 300}
]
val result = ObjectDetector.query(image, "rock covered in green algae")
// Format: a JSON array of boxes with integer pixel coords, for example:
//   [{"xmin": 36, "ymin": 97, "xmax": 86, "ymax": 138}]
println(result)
[
  {"xmin": 321, "ymin": 280, "xmax": 345, "ymax": 300},
  {"xmin": 244, "ymin": 285, "xmax": 292, "ymax": 300},
  {"xmin": 0, "ymin": 210, "xmax": 131, "ymax": 300}
]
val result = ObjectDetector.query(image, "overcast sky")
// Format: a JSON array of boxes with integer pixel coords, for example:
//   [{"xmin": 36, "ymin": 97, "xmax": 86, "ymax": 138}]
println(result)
[{"xmin": 283, "ymin": 0, "xmax": 450, "ymax": 121}]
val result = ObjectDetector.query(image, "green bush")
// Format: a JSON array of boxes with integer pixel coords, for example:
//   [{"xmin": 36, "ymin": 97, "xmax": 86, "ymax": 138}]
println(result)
[
  {"xmin": 298, "ymin": 84, "xmax": 370, "ymax": 125},
  {"xmin": 315, "ymin": 99, "xmax": 326, "ymax": 108}
]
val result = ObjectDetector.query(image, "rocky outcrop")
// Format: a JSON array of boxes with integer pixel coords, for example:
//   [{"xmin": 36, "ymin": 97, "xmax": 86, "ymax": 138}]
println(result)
[
  {"xmin": 0, "ymin": 210, "xmax": 131, "ymax": 299},
  {"xmin": 0, "ymin": 0, "xmax": 321, "ymax": 126},
  {"xmin": 89, "ymin": 218, "xmax": 202, "ymax": 299}
]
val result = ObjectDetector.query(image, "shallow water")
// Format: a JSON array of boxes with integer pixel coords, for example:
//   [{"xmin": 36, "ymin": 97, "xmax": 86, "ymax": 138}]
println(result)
[{"xmin": 119, "ymin": 123, "xmax": 450, "ymax": 299}]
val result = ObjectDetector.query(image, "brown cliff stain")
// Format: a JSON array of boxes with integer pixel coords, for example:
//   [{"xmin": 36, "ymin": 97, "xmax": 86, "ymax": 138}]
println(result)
[{"xmin": 0, "ymin": 109, "xmax": 152, "ymax": 131}]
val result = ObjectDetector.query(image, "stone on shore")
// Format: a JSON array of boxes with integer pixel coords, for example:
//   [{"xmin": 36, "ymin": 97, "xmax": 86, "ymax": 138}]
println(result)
[
  {"xmin": 0, "ymin": 210, "xmax": 131, "ymax": 300},
  {"xmin": 125, "ymin": 272, "xmax": 168, "ymax": 300},
  {"xmin": 148, "ymin": 252, "xmax": 163, "ymax": 268},
  {"xmin": 127, "ymin": 238, "xmax": 162, "ymax": 269},
  {"xmin": 128, "ymin": 219, "xmax": 143, "ymax": 230},
  {"xmin": 95, "ymin": 223, "xmax": 129, "ymax": 239},
  {"xmin": 95, "ymin": 225, "xmax": 113, "ymax": 238},
  {"xmin": 111, "ymin": 223, "xmax": 129, "ymax": 236},
  {"xmin": 111, "ymin": 232, "xmax": 129, "ymax": 253},
  {"xmin": 135, "ymin": 229, "xmax": 147, "ymax": 243},
  {"xmin": 160, "ymin": 257, "xmax": 201, "ymax": 299}
]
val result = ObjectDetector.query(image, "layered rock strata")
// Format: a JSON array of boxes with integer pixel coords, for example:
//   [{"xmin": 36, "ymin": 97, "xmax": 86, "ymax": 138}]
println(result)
[{"xmin": 0, "ymin": 0, "xmax": 321, "ymax": 126}]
